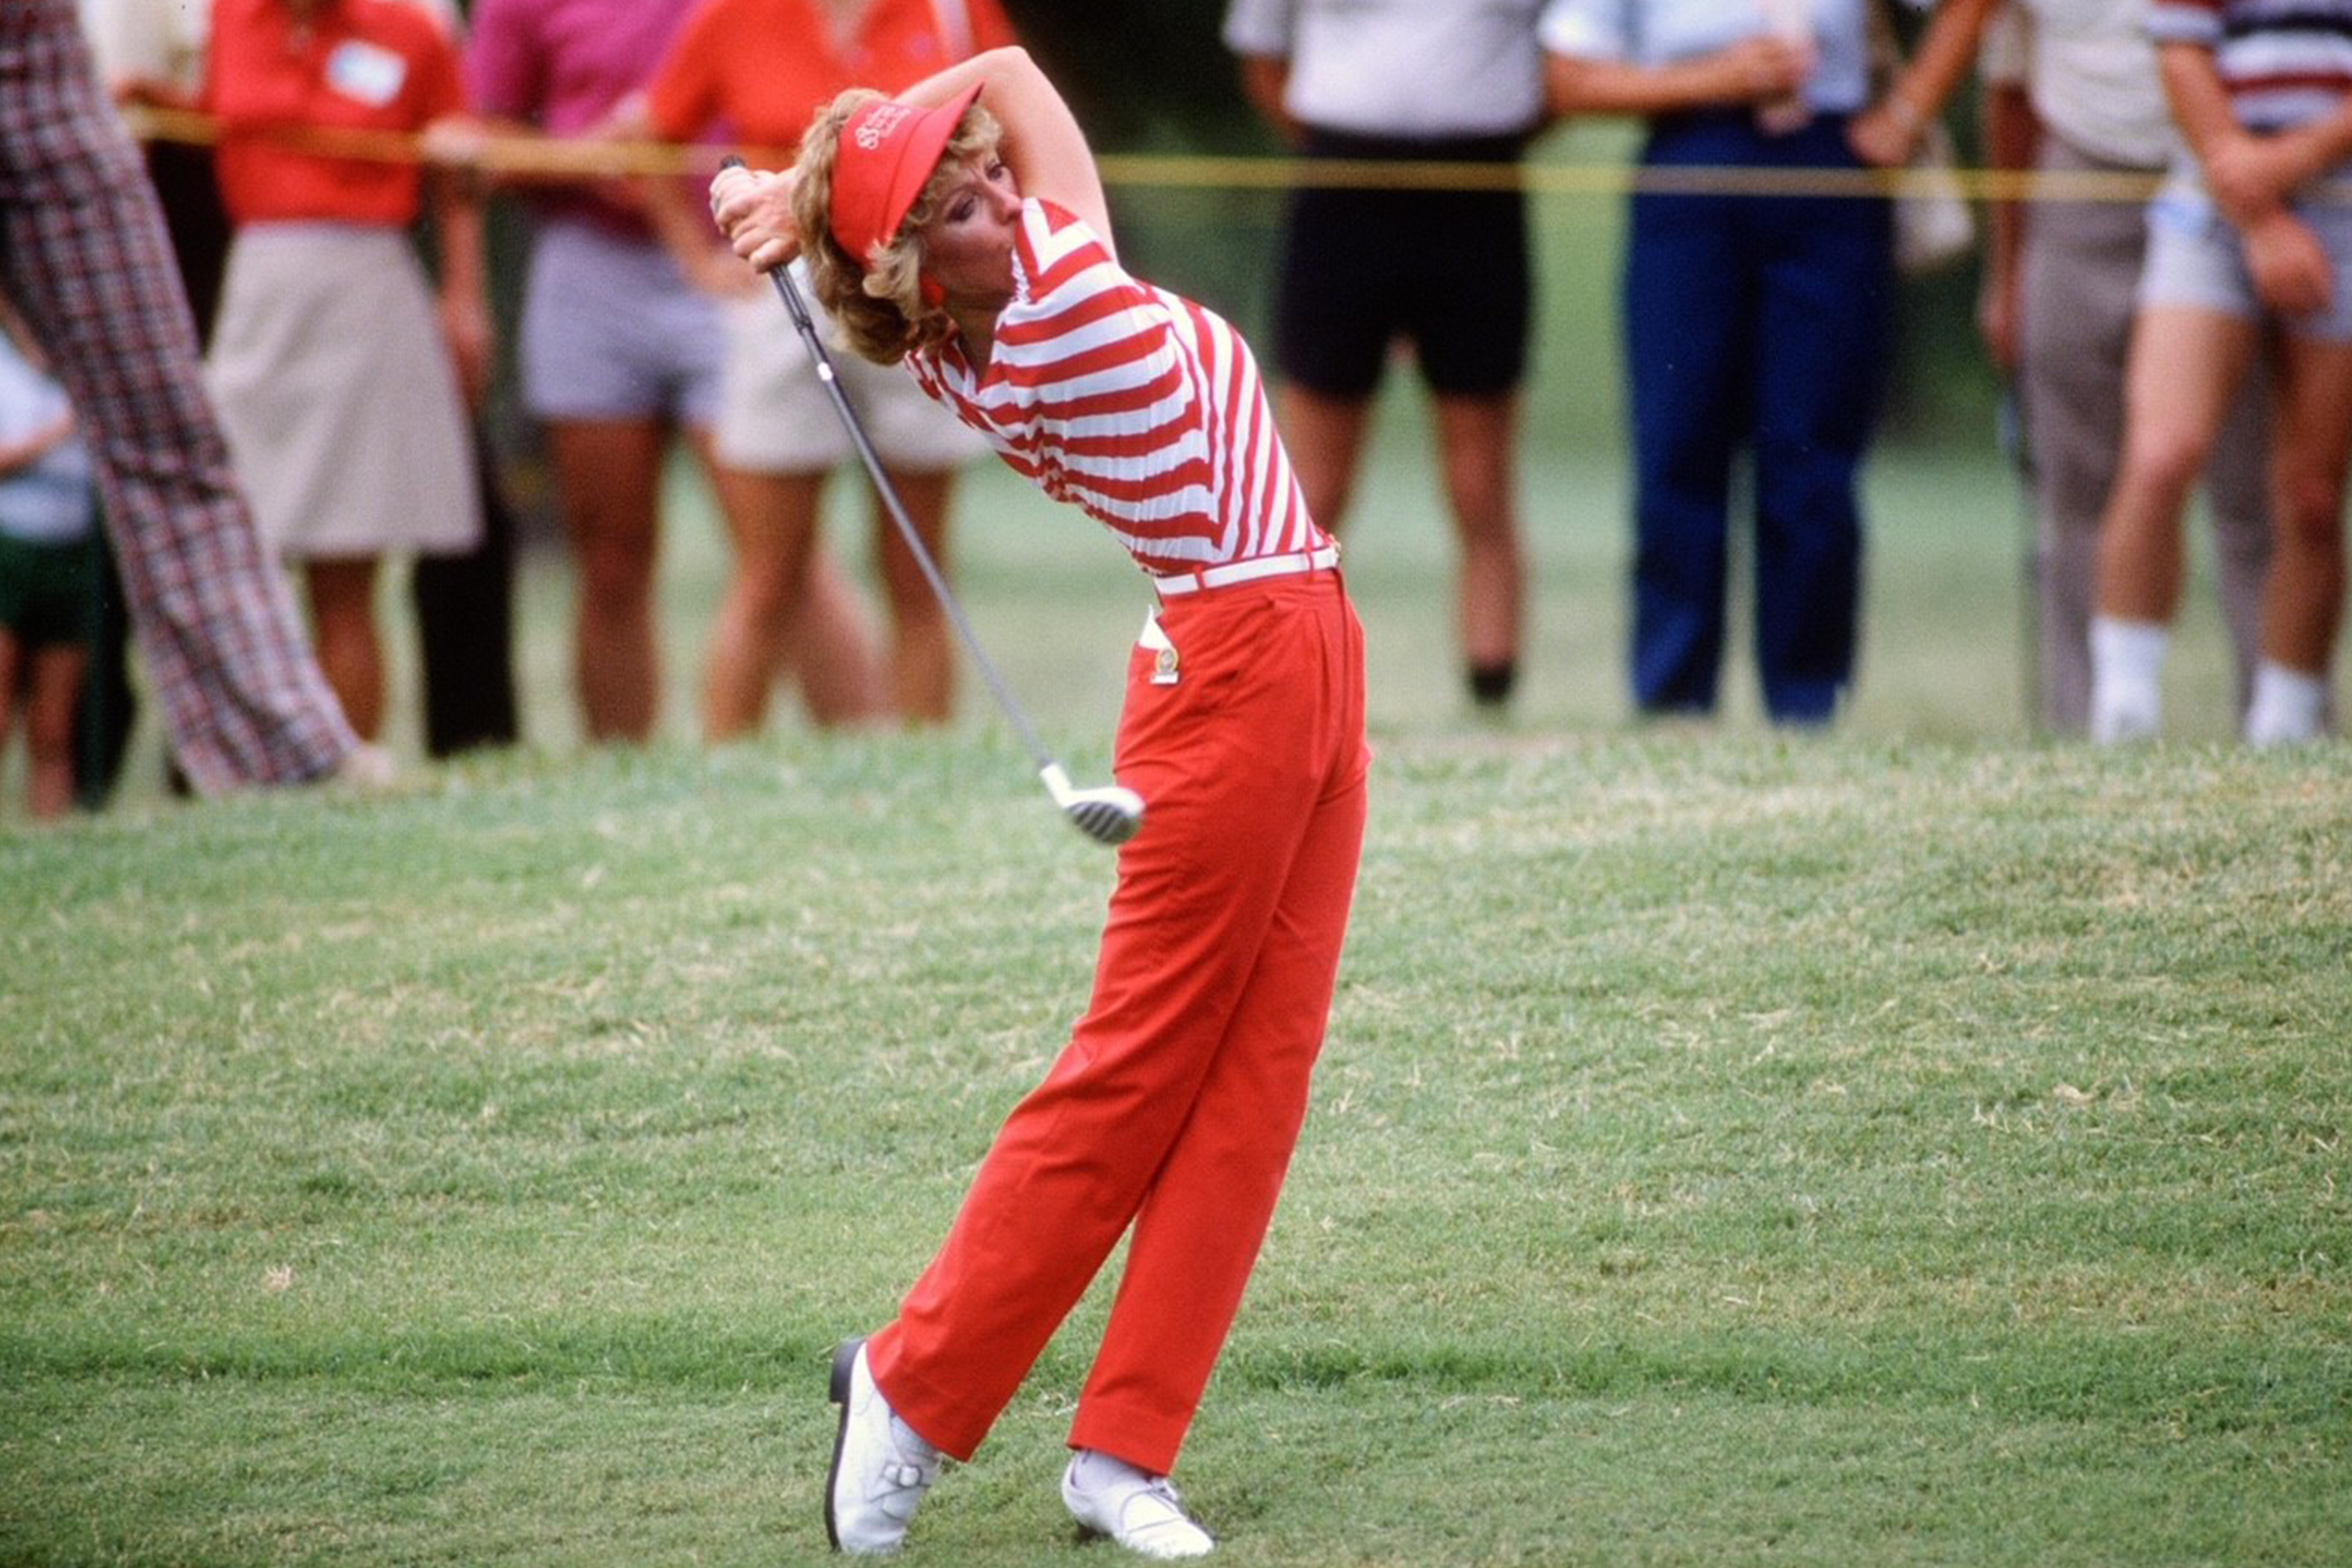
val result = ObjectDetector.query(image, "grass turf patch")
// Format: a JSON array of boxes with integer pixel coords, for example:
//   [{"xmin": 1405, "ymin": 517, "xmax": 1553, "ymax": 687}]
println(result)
[{"xmin": 4, "ymin": 733, "xmax": 2346, "ymax": 1565}]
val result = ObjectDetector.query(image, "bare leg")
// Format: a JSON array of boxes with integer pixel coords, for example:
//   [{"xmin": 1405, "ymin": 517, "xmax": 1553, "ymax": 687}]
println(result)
[
  {"xmin": 2200, "ymin": 352, "xmax": 2274, "ymax": 719},
  {"xmin": 548, "ymin": 417, "xmax": 666, "ymax": 742},
  {"xmin": 304, "ymin": 558, "xmax": 384, "ymax": 742},
  {"xmin": 2258, "ymin": 333, "xmax": 2352, "ymax": 675},
  {"xmin": 2095, "ymin": 307, "xmax": 2261, "ymax": 623},
  {"xmin": 790, "ymin": 549, "xmax": 889, "ymax": 728},
  {"xmin": 0, "ymin": 629, "xmax": 19, "ymax": 808},
  {"xmin": 1276, "ymin": 384, "xmax": 1372, "ymax": 534},
  {"xmin": 703, "ymin": 466, "xmax": 824, "ymax": 741},
  {"xmin": 2088, "ymin": 307, "xmax": 2262, "ymax": 740},
  {"xmin": 1434, "ymin": 389, "xmax": 1525, "ymax": 693},
  {"xmin": 686, "ymin": 432, "xmax": 883, "ymax": 730},
  {"xmin": 24, "ymin": 640, "xmax": 88, "ymax": 819},
  {"xmin": 874, "ymin": 467, "xmax": 956, "ymax": 726}
]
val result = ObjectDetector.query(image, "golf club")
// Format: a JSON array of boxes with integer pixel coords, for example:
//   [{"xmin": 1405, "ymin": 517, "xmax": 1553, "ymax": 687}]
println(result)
[{"xmin": 714, "ymin": 157, "xmax": 1143, "ymax": 848}]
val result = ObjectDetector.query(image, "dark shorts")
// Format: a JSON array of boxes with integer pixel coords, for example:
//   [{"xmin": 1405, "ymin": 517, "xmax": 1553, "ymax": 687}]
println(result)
[
  {"xmin": 1272, "ymin": 127, "xmax": 1533, "ymax": 400},
  {"xmin": 0, "ymin": 531, "xmax": 98, "ymax": 649}
]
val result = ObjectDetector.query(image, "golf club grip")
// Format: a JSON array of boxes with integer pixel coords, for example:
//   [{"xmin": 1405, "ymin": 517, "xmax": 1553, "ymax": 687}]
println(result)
[{"xmin": 713, "ymin": 156, "xmax": 1057, "ymax": 774}]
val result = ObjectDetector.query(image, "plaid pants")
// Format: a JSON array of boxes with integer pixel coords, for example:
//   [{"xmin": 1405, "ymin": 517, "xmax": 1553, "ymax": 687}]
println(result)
[{"xmin": 0, "ymin": 1, "xmax": 355, "ymax": 790}]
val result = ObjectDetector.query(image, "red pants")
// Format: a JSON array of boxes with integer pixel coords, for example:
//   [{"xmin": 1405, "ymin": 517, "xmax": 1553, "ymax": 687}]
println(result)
[{"xmin": 868, "ymin": 570, "xmax": 1369, "ymax": 1475}]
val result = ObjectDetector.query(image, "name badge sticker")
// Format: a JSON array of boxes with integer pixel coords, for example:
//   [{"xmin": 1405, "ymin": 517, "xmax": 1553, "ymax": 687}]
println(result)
[{"xmin": 326, "ymin": 39, "xmax": 407, "ymax": 109}]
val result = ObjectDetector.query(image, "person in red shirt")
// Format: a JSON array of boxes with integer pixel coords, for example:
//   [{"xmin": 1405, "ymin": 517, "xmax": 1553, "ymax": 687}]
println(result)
[
  {"xmin": 713, "ymin": 46, "xmax": 1368, "ymax": 1559},
  {"xmin": 639, "ymin": 0, "xmax": 1016, "ymax": 735},
  {"xmin": 197, "ymin": 0, "xmax": 486, "ymax": 742}
]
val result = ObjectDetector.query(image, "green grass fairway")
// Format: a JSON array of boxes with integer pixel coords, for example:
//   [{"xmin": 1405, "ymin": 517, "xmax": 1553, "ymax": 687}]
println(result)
[
  {"xmin": 3, "ymin": 270, "xmax": 2340, "ymax": 1566},
  {"xmin": 5, "ymin": 723, "xmax": 2347, "ymax": 1565}
]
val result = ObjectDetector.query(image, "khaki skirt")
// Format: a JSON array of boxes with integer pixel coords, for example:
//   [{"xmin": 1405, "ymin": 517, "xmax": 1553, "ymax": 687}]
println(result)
[{"xmin": 207, "ymin": 223, "xmax": 480, "ymax": 558}]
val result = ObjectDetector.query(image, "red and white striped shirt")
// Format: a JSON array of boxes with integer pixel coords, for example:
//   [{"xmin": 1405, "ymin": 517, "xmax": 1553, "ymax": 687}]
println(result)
[
  {"xmin": 906, "ymin": 199, "xmax": 1328, "ymax": 577},
  {"xmin": 2147, "ymin": 0, "xmax": 2352, "ymax": 132}
]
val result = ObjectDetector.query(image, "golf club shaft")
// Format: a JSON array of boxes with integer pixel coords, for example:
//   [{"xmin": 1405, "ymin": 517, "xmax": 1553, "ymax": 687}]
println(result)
[
  {"xmin": 724, "ymin": 172, "xmax": 1058, "ymax": 774},
  {"xmin": 768, "ymin": 267, "xmax": 1058, "ymax": 771}
]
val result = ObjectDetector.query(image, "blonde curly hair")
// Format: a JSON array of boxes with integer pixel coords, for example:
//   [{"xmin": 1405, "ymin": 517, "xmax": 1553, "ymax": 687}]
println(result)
[{"xmin": 793, "ymin": 89, "xmax": 1005, "ymax": 366}]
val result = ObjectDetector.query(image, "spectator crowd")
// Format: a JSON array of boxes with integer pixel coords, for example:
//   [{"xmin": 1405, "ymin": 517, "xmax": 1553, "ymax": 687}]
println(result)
[{"xmin": 3, "ymin": 0, "xmax": 2345, "ymax": 821}]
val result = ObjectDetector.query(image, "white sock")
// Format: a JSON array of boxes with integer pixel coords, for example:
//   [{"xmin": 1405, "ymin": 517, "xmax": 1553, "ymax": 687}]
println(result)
[
  {"xmin": 1066, "ymin": 1450, "xmax": 1149, "ymax": 1493},
  {"xmin": 2244, "ymin": 660, "xmax": 2328, "ymax": 746},
  {"xmin": 2089, "ymin": 617, "xmax": 2169, "ymax": 743}
]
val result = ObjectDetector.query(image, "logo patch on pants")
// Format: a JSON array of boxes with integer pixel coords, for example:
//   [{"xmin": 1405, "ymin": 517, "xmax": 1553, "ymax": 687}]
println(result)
[{"xmin": 1139, "ymin": 612, "xmax": 1180, "ymax": 686}]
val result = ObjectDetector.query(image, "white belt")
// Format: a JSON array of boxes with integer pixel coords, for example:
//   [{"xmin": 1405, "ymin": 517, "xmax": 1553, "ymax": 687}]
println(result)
[{"xmin": 1148, "ymin": 543, "xmax": 1341, "ymax": 598}]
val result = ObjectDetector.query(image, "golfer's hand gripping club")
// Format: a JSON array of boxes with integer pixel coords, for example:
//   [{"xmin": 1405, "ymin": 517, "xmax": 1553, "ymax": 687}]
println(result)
[{"xmin": 713, "ymin": 157, "xmax": 1143, "ymax": 848}]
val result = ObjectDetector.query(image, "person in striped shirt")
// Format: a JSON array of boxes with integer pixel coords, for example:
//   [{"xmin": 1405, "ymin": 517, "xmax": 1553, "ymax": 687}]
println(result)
[
  {"xmin": 713, "ymin": 45, "xmax": 1369, "ymax": 1559},
  {"xmin": 2088, "ymin": 0, "xmax": 2352, "ymax": 743}
]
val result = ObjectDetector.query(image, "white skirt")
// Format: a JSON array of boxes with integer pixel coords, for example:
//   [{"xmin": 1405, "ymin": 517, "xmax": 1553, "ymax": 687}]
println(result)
[{"xmin": 207, "ymin": 223, "xmax": 480, "ymax": 558}]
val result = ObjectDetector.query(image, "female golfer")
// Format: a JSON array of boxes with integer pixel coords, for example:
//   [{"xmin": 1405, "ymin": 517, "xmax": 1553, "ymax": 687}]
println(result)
[{"xmin": 712, "ymin": 45, "xmax": 1368, "ymax": 1560}]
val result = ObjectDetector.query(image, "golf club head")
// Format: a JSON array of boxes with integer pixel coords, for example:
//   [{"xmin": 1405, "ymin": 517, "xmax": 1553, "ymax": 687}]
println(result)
[{"xmin": 1041, "ymin": 764, "xmax": 1146, "ymax": 848}]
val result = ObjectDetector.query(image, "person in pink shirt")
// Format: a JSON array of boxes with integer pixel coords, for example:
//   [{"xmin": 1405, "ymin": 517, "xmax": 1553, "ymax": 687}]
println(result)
[{"xmin": 465, "ymin": 0, "xmax": 882, "ymax": 742}]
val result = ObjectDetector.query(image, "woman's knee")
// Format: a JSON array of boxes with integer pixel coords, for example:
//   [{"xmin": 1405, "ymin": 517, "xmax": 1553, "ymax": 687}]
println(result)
[
  {"xmin": 2118, "ymin": 422, "xmax": 2214, "ymax": 504},
  {"xmin": 574, "ymin": 530, "xmax": 656, "ymax": 606},
  {"xmin": 725, "ymin": 564, "xmax": 801, "ymax": 625},
  {"xmin": 2269, "ymin": 463, "xmax": 2348, "ymax": 558},
  {"xmin": 25, "ymin": 689, "xmax": 78, "ymax": 761},
  {"xmin": 1443, "ymin": 470, "xmax": 1518, "ymax": 544}
]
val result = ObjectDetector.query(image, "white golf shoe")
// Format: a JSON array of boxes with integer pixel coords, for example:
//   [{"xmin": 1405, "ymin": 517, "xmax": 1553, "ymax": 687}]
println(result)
[
  {"xmin": 825, "ymin": 1339, "xmax": 941, "ymax": 1554},
  {"xmin": 1061, "ymin": 1450, "xmax": 1214, "ymax": 1558}
]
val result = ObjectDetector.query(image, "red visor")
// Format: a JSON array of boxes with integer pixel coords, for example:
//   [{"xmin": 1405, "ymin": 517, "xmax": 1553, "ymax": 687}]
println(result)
[{"xmin": 828, "ymin": 83, "xmax": 984, "ymax": 268}]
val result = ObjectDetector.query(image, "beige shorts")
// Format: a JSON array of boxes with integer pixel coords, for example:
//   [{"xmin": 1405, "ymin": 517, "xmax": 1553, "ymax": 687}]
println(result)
[
  {"xmin": 2141, "ymin": 166, "xmax": 2352, "ymax": 343},
  {"xmin": 713, "ymin": 286, "xmax": 986, "ymax": 474}
]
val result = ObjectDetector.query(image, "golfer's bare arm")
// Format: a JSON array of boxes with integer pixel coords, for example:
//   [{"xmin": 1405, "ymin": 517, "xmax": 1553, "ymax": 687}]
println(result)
[
  {"xmin": 893, "ymin": 47, "xmax": 1115, "ymax": 253},
  {"xmin": 710, "ymin": 47, "xmax": 1112, "ymax": 268}
]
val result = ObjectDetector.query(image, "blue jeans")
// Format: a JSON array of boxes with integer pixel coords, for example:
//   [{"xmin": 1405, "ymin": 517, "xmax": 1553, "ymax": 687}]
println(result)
[{"xmin": 1622, "ymin": 112, "xmax": 1892, "ymax": 723}]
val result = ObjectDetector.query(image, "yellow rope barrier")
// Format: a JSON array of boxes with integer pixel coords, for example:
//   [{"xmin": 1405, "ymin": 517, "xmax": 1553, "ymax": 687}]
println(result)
[
  {"xmin": 1098, "ymin": 152, "xmax": 2166, "ymax": 204},
  {"xmin": 118, "ymin": 104, "xmax": 2258, "ymax": 206}
]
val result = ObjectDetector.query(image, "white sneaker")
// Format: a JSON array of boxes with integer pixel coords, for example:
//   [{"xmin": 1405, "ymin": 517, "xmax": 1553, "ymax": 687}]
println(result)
[
  {"xmin": 1061, "ymin": 1450, "xmax": 1214, "ymax": 1558},
  {"xmin": 825, "ymin": 1340, "xmax": 941, "ymax": 1555}
]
